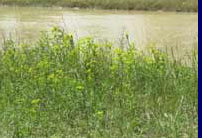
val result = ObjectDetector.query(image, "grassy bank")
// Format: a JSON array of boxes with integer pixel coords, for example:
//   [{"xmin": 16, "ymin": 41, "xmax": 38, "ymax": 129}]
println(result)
[
  {"xmin": 0, "ymin": 28, "xmax": 198, "ymax": 137},
  {"xmin": 0, "ymin": 0, "xmax": 198, "ymax": 12}
]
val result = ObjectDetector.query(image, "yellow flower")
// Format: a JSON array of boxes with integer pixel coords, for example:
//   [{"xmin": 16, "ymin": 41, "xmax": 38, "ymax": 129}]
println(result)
[
  {"xmin": 97, "ymin": 111, "xmax": 104, "ymax": 117},
  {"xmin": 31, "ymin": 99, "xmax": 40, "ymax": 104},
  {"xmin": 76, "ymin": 85, "xmax": 84, "ymax": 91}
]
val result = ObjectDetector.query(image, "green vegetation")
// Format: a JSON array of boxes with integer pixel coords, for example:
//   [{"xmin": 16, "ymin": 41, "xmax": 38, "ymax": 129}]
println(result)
[
  {"xmin": 0, "ymin": 28, "xmax": 198, "ymax": 137},
  {"xmin": 0, "ymin": 0, "xmax": 198, "ymax": 12}
]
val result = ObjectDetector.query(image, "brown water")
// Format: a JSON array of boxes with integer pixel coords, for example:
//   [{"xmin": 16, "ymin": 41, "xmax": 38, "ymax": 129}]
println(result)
[{"xmin": 0, "ymin": 6, "xmax": 198, "ymax": 57}]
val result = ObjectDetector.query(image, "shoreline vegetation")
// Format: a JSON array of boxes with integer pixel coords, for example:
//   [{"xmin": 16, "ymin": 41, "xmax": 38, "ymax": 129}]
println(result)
[
  {"xmin": 0, "ymin": 0, "xmax": 198, "ymax": 12},
  {"xmin": 0, "ymin": 28, "xmax": 198, "ymax": 137}
]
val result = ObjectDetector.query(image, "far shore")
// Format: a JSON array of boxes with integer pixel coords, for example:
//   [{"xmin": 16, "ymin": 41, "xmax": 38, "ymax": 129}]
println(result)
[{"xmin": 0, "ymin": 0, "xmax": 198, "ymax": 12}]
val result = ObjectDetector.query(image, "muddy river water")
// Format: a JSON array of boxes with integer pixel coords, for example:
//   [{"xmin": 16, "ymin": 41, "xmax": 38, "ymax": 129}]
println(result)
[{"xmin": 0, "ymin": 6, "xmax": 198, "ymax": 57}]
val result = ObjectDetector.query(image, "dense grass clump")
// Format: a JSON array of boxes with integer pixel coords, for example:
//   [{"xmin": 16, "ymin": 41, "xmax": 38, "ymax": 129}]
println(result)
[
  {"xmin": 0, "ymin": 0, "xmax": 198, "ymax": 12},
  {"xmin": 0, "ymin": 28, "xmax": 198, "ymax": 137}
]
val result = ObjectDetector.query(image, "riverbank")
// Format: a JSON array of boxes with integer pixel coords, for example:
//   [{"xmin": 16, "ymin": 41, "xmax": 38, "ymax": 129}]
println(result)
[
  {"xmin": 0, "ymin": 0, "xmax": 198, "ymax": 12},
  {"xmin": 0, "ymin": 28, "xmax": 198, "ymax": 137}
]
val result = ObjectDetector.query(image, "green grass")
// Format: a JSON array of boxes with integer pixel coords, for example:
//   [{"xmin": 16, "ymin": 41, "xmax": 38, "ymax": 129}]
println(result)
[
  {"xmin": 0, "ymin": 28, "xmax": 198, "ymax": 137},
  {"xmin": 0, "ymin": 0, "xmax": 198, "ymax": 12}
]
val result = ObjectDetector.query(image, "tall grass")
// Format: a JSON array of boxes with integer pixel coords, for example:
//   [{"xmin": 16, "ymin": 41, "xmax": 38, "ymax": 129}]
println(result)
[
  {"xmin": 0, "ymin": 28, "xmax": 198, "ymax": 137},
  {"xmin": 0, "ymin": 0, "xmax": 198, "ymax": 12}
]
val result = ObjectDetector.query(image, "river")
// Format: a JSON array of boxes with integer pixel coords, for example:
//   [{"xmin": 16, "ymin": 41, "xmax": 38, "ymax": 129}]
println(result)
[{"xmin": 0, "ymin": 6, "xmax": 198, "ymax": 57}]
